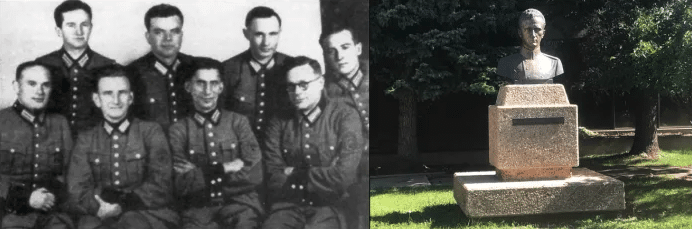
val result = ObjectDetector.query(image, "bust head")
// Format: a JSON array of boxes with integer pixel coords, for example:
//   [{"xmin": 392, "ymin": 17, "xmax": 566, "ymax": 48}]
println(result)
[{"xmin": 518, "ymin": 9, "xmax": 546, "ymax": 51}]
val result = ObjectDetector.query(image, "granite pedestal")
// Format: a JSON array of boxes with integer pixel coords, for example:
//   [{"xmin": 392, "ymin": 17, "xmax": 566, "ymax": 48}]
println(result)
[{"xmin": 453, "ymin": 168, "xmax": 625, "ymax": 217}]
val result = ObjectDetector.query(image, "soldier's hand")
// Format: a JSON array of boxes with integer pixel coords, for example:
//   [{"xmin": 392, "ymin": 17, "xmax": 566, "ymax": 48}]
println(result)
[
  {"xmin": 223, "ymin": 159, "xmax": 244, "ymax": 173},
  {"xmin": 29, "ymin": 188, "xmax": 55, "ymax": 211},
  {"xmin": 174, "ymin": 159, "xmax": 196, "ymax": 174},
  {"xmin": 284, "ymin": 167, "xmax": 294, "ymax": 175},
  {"xmin": 95, "ymin": 195, "xmax": 122, "ymax": 219}
]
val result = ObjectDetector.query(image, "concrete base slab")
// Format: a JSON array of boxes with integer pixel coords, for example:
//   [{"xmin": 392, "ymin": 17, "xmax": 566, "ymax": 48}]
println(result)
[{"xmin": 453, "ymin": 168, "xmax": 625, "ymax": 217}]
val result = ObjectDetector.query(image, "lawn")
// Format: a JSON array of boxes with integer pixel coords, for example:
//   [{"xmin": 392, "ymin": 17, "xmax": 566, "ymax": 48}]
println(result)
[{"xmin": 370, "ymin": 150, "xmax": 692, "ymax": 228}]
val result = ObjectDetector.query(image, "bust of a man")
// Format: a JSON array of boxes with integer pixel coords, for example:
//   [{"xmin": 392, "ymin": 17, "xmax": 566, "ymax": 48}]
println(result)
[{"xmin": 498, "ymin": 9, "xmax": 563, "ymax": 84}]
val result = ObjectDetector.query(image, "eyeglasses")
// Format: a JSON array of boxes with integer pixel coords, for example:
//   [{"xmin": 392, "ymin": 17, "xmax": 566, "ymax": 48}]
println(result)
[{"xmin": 286, "ymin": 76, "xmax": 322, "ymax": 92}]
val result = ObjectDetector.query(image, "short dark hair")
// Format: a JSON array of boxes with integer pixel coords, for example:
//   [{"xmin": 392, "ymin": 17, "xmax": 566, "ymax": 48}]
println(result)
[
  {"xmin": 187, "ymin": 57, "xmax": 223, "ymax": 82},
  {"xmin": 54, "ymin": 0, "xmax": 92, "ymax": 27},
  {"xmin": 245, "ymin": 6, "xmax": 281, "ymax": 27},
  {"xmin": 16, "ymin": 61, "xmax": 51, "ymax": 81},
  {"xmin": 92, "ymin": 64, "xmax": 131, "ymax": 93},
  {"xmin": 144, "ymin": 4, "xmax": 184, "ymax": 31},
  {"xmin": 284, "ymin": 56, "xmax": 322, "ymax": 76},
  {"xmin": 319, "ymin": 23, "xmax": 360, "ymax": 47}
]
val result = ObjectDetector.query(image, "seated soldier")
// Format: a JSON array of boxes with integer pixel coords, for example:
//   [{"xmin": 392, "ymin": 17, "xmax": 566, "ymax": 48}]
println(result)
[
  {"xmin": 169, "ymin": 58, "xmax": 263, "ymax": 228},
  {"xmin": 0, "ymin": 61, "xmax": 73, "ymax": 229},
  {"xmin": 65, "ymin": 65, "xmax": 178, "ymax": 229},
  {"xmin": 262, "ymin": 56, "xmax": 363, "ymax": 229}
]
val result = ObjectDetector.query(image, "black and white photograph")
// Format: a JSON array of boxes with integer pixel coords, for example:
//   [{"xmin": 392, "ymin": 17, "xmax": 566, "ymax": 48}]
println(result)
[{"xmin": 0, "ymin": 0, "xmax": 369, "ymax": 228}]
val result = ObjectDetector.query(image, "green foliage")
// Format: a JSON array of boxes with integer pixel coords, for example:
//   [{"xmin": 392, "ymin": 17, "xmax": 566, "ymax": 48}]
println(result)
[
  {"xmin": 370, "ymin": 0, "xmax": 518, "ymax": 100},
  {"xmin": 580, "ymin": 0, "xmax": 692, "ymax": 97}
]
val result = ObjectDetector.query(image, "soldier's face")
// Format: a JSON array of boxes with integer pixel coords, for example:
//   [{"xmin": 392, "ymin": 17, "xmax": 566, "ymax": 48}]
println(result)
[
  {"xmin": 56, "ymin": 9, "xmax": 92, "ymax": 50},
  {"xmin": 14, "ymin": 66, "xmax": 52, "ymax": 111},
  {"xmin": 286, "ymin": 65, "xmax": 323, "ymax": 111},
  {"xmin": 323, "ymin": 29, "xmax": 362, "ymax": 77},
  {"xmin": 93, "ymin": 76, "xmax": 133, "ymax": 123},
  {"xmin": 519, "ymin": 17, "xmax": 545, "ymax": 49},
  {"xmin": 186, "ymin": 69, "xmax": 223, "ymax": 113},
  {"xmin": 146, "ymin": 16, "xmax": 183, "ymax": 60},
  {"xmin": 243, "ymin": 16, "xmax": 281, "ymax": 60}
]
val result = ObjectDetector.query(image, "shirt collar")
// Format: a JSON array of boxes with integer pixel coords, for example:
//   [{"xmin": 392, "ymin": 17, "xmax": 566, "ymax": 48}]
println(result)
[
  {"xmin": 61, "ymin": 48, "xmax": 90, "ymax": 68},
  {"xmin": 154, "ymin": 58, "xmax": 181, "ymax": 76},
  {"xmin": 103, "ymin": 118, "xmax": 131, "ymax": 135},
  {"xmin": 12, "ymin": 101, "xmax": 45, "ymax": 125},
  {"xmin": 249, "ymin": 55, "xmax": 276, "ymax": 73},
  {"xmin": 193, "ymin": 108, "xmax": 221, "ymax": 126}
]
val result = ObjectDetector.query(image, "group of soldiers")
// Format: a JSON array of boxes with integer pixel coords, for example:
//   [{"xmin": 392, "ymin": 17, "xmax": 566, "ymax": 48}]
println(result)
[{"xmin": 0, "ymin": 1, "xmax": 368, "ymax": 229}]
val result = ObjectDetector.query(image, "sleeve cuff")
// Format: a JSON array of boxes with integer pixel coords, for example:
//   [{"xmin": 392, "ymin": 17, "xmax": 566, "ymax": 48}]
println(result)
[{"xmin": 7, "ymin": 184, "xmax": 32, "ymax": 213}]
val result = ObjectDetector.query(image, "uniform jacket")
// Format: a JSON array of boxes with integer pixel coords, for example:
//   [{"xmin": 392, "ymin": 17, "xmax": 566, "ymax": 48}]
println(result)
[
  {"xmin": 263, "ymin": 97, "xmax": 363, "ymax": 209},
  {"xmin": 65, "ymin": 118, "xmax": 175, "ymax": 220},
  {"xmin": 325, "ymin": 61, "xmax": 369, "ymax": 140},
  {"xmin": 35, "ymin": 48, "xmax": 116, "ymax": 136},
  {"xmin": 126, "ymin": 52, "xmax": 196, "ymax": 131},
  {"xmin": 169, "ymin": 109, "xmax": 263, "ymax": 212},
  {"xmin": 0, "ymin": 102, "xmax": 72, "ymax": 214},
  {"xmin": 220, "ymin": 50, "xmax": 294, "ymax": 140}
]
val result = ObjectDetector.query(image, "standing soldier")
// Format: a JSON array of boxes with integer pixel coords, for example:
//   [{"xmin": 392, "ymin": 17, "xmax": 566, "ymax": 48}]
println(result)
[
  {"xmin": 66, "ymin": 65, "xmax": 178, "ymax": 229},
  {"xmin": 127, "ymin": 4, "xmax": 196, "ymax": 131},
  {"xmin": 262, "ymin": 57, "xmax": 363, "ymax": 229},
  {"xmin": 35, "ymin": 0, "xmax": 117, "ymax": 138},
  {"xmin": 320, "ymin": 24, "xmax": 369, "ymax": 229},
  {"xmin": 220, "ymin": 6, "xmax": 294, "ymax": 142},
  {"xmin": 0, "ymin": 62, "xmax": 73, "ymax": 228},
  {"xmin": 169, "ymin": 58, "xmax": 263, "ymax": 228}
]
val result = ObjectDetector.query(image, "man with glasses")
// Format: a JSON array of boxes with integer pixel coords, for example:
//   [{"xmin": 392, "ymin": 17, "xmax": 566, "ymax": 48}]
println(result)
[
  {"xmin": 320, "ymin": 23, "xmax": 369, "ymax": 229},
  {"xmin": 262, "ymin": 56, "xmax": 363, "ymax": 229},
  {"xmin": 66, "ymin": 65, "xmax": 178, "ymax": 229},
  {"xmin": 127, "ymin": 4, "xmax": 196, "ymax": 131},
  {"xmin": 169, "ymin": 58, "xmax": 263, "ymax": 228},
  {"xmin": 35, "ymin": 0, "xmax": 117, "ymax": 138},
  {"xmin": 1, "ymin": 61, "xmax": 74, "ymax": 229}
]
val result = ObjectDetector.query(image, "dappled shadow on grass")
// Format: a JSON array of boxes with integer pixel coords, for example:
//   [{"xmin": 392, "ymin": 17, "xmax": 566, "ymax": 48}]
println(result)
[
  {"xmin": 369, "ymin": 185, "xmax": 453, "ymax": 198},
  {"xmin": 371, "ymin": 175, "xmax": 692, "ymax": 228}
]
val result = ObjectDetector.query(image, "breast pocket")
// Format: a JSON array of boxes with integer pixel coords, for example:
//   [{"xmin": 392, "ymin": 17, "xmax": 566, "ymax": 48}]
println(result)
[
  {"xmin": 187, "ymin": 145, "xmax": 207, "ymax": 167},
  {"xmin": 231, "ymin": 91, "xmax": 254, "ymax": 116},
  {"xmin": 221, "ymin": 141, "xmax": 239, "ymax": 162},
  {"xmin": 42, "ymin": 141, "xmax": 65, "ymax": 173},
  {"xmin": 0, "ymin": 142, "xmax": 24, "ymax": 173},
  {"xmin": 124, "ymin": 150, "xmax": 145, "ymax": 184},
  {"xmin": 87, "ymin": 153, "xmax": 107, "ymax": 182}
]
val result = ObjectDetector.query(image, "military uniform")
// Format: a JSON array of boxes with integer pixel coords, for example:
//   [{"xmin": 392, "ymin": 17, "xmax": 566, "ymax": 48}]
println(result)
[
  {"xmin": 497, "ymin": 53, "xmax": 564, "ymax": 84},
  {"xmin": 261, "ymin": 97, "xmax": 363, "ymax": 229},
  {"xmin": 325, "ymin": 62, "xmax": 369, "ymax": 229},
  {"xmin": 220, "ymin": 50, "xmax": 294, "ymax": 141},
  {"xmin": 65, "ymin": 118, "xmax": 178, "ymax": 229},
  {"xmin": 35, "ymin": 48, "xmax": 116, "ymax": 137},
  {"xmin": 0, "ymin": 102, "xmax": 73, "ymax": 229},
  {"xmin": 126, "ymin": 53, "xmax": 196, "ymax": 131},
  {"xmin": 169, "ymin": 109, "xmax": 263, "ymax": 228}
]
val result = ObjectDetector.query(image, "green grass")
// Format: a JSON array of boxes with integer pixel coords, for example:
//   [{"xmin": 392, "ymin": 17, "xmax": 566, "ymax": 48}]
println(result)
[
  {"xmin": 371, "ymin": 150, "xmax": 692, "ymax": 228},
  {"xmin": 582, "ymin": 149, "xmax": 692, "ymax": 167}
]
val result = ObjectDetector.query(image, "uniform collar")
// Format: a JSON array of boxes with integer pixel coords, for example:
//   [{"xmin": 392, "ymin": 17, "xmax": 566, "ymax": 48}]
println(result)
[
  {"xmin": 154, "ymin": 58, "xmax": 181, "ymax": 76},
  {"xmin": 338, "ymin": 67, "xmax": 364, "ymax": 90},
  {"xmin": 299, "ymin": 96, "xmax": 327, "ymax": 125},
  {"xmin": 12, "ymin": 101, "xmax": 45, "ymax": 125},
  {"xmin": 103, "ymin": 117, "xmax": 131, "ymax": 135},
  {"xmin": 61, "ymin": 47, "xmax": 91, "ymax": 68},
  {"xmin": 193, "ymin": 108, "xmax": 221, "ymax": 126},
  {"xmin": 248, "ymin": 52, "xmax": 276, "ymax": 73}
]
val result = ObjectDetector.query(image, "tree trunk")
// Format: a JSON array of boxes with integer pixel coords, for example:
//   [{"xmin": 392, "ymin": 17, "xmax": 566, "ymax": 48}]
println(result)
[
  {"xmin": 397, "ymin": 88, "xmax": 418, "ymax": 160},
  {"xmin": 629, "ymin": 93, "xmax": 660, "ymax": 159}
]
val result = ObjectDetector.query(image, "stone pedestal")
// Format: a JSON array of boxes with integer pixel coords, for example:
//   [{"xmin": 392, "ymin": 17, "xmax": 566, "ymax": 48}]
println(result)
[
  {"xmin": 489, "ymin": 84, "xmax": 578, "ymax": 181},
  {"xmin": 453, "ymin": 168, "xmax": 625, "ymax": 217},
  {"xmin": 452, "ymin": 84, "xmax": 626, "ymax": 217}
]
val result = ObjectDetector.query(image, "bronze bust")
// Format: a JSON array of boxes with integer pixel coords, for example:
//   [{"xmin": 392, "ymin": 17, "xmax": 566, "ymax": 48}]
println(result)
[{"xmin": 498, "ymin": 9, "xmax": 563, "ymax": 84}]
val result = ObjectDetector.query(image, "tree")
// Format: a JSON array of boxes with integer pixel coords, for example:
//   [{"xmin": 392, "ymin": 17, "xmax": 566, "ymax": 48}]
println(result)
[
  {"xmin": 370, "ymin": 0, "xmax": 519, "ymax": 160},
  {"xmin": 579, "ymin": 0, "xmax": 692, "ymax": 159}
]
